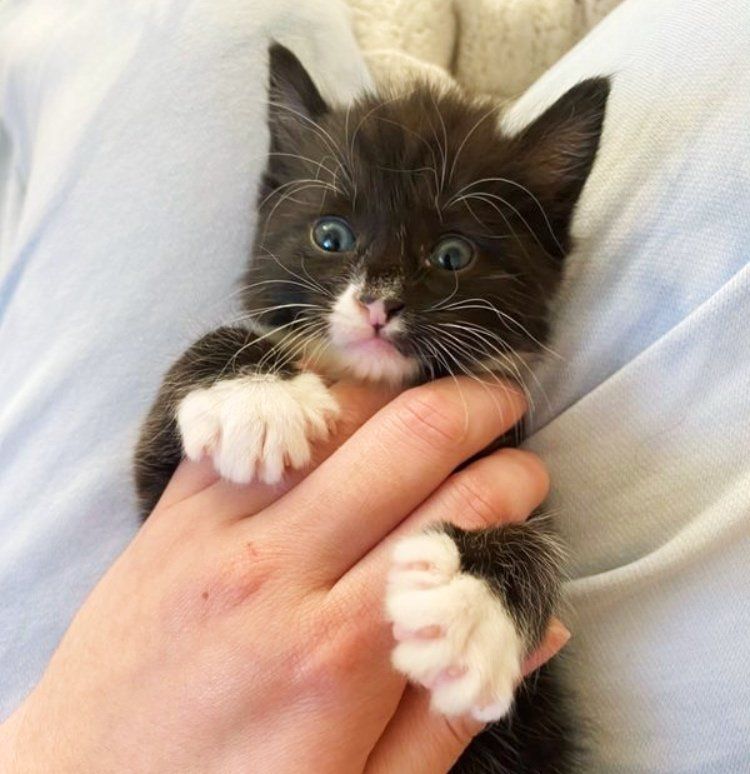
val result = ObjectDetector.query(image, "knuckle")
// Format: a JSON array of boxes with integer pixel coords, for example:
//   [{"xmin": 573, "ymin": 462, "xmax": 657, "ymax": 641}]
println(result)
[
  {"xmin": 391, "ymin": 388, "xmax": 468, "ymax": 451},
  {"xmin": 294, "ymin": 600, "xmax": 369, "ymax": 685},
  {"xmin": 449, "ymin": 468, "xmax": 501, "ymax": 529}
]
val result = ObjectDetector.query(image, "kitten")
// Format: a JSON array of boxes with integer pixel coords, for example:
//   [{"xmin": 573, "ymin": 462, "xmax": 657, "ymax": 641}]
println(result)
[{"xmin": 135, "ymin": 44, "xmax": 609, "ymax": 773}]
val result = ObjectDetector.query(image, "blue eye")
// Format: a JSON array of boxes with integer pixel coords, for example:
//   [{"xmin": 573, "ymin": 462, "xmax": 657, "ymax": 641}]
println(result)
[
  {"xmin": 429, "ymin": 236, "xmax": 476, "ymax": 271},
  {"xmin": 311, "ymin": 217, "xmax": 356, "ymax": 253}
]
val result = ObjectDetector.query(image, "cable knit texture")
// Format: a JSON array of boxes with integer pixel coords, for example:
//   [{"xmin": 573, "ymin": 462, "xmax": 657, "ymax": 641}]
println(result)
[{"xmin": 345, "ymin": 0, "xmax": 624, "ymax": 98}]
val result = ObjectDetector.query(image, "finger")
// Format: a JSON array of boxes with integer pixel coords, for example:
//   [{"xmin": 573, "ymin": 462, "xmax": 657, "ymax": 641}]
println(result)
[
  {"xmin": 366, "ymin": 686, "xmax": 484, "ymax": 774},
  {"xmin": 341, "ymin": 448, "xmax": 548, "ymax": 599},
  {"xmin": 401, "ymin": 448, "xmax": 550, "ymax": 533},
  {"xmin": 254, "ymin": 378, "xmax": 527, "ymax": 581},
  {"xmin": 366, "ymin": 619, "xmax": 571, "ymax": 774},
  {"xmin": 155, "ymin": 457, "xmax": 220, "ymax": 513},
  {"xmin": 166, "ymin": 381, "xmax": 395, "ymax": 522},
  {"xmin": 522, "ymin": 618, "xmax": 571, "ymax": 676}
]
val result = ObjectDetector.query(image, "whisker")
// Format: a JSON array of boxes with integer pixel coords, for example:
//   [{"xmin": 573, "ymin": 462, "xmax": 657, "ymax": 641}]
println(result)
[
  {"xmin": 427, "ymin": 297, "xmax": 561, "ymax": 359},
  {"xmin": 454, "ymin": 192, "xmax": 541, "ymax": 258},
  {"xmin": 417, "ymin": 336, "xmax": 470, "ymax": 427},
  {"xmin": 257, "ymin": 176, "xmax": 338, "ymax": 213},
  {"xmin": 260, "ymin": 181, "xmax": 335, "ymax": 241},
  {"xmin": 267, "ymin": 99, "xmax": 352, "ymax": 189},
  {"xmin": 219, "ymin": 298, "xmax": 326, "ymax": 330},
  {"xmin": 445, "ymin": 176, "xmax": 564, "ymax": 256},
  {"xmin": 447, "ymin": 104, "xmax": 499, "ymax": 186},
  {"xmin": 265, "ymin": 151, "xmax": 342, "ymax": 189},
  {"xmin": 433, "ymin": 322, "xmax": 537, "ymax": 418},
  {"xmin": 424, "ymin": 324, "xmax": 533, "ymax": 424},
  {"xmin": 424, "ymin": 270, "xmax": 461, "ymax": 312},
  {"xmin": 427, "ymin": 89, "xmax": 449, "ymax": 209},
  {"xmin": 218, "ymin": 314, "xmax": 319, "ymax": 380},
  {"xmin": 256, "ymin": 246, "xmax": 329, "ymax": 298}
]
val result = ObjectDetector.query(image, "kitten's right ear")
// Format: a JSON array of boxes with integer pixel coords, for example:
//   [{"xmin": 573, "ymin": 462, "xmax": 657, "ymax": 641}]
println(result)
[
  {"xmin": 510, "ymin": 77, "xmax": 610, "ymax": 256},
  {"xmin": 268, "ymin": 44, "xmax": 329, "ymax": 139}
]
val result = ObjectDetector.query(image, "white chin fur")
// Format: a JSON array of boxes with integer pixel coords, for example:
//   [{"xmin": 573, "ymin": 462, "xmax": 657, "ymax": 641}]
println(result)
[
  {"xmin": 324, "ymin": 341, "xmax": 420, "ymax": 385},
  {"xmin": 326, "ymin": 283, "xmax": 419, "ymax": 385}
]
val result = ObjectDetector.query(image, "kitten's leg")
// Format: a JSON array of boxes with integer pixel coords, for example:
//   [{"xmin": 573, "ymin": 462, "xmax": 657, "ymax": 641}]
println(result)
[
  {"xmin": 385, "ymin": 514, "xmax": 561, "ymax": 722},
  {"xmin": 134, "ymin": 326, "xmax": 338, "ymax": 516}
]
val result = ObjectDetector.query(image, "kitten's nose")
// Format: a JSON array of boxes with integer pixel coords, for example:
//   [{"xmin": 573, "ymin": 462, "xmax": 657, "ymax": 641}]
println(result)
[{"xmin": 357, "ymin": 294, "xmax": 405, "ymax": 326}]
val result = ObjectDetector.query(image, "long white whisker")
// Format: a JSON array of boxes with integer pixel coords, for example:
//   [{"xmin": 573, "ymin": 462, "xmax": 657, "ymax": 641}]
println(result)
[
  {"xmin": 424, "ymin": 270, "xmax": 461, "ymax": 312},
  {"xmin": 425, "ymin": 324, "xmax": 532, "ymax": 423},
  {"xmin": 445, "ymin": 177, "xmax": 564, "ymax": 256},
  {"xmin": 434, "ymin": 322, "xmax": 536, "ymax": 418},
  {"xmin": 447, "ymin": 105, "xmax": 499, "ymax": 185},
  {"xmin": 267, "ymin": 99, "xmax": 352, "ymax": 190},
  {"xmin": 256, "ymin": 246, "xmax": 329, "ymax": 297},
  {"xmin": 219, "ymin": 314, "xmax": 320, "ymax": 379},
  {"xmin": 428, "ymin": 298, "xmax": 561, "ymax": 359},
  {"xmin": 266, "ymin": 151, "xmax": 340, "ymax": 185},
  {"xmin": 260, "ymin": 181, "xmax": 336, "ymax": 240},
  {"xmin": 418, "ymin": 335, "xmax": 470, "ymax": 427},
  {"xmin": 257, "ymin": 176, "xmax": 338, "ymax": 213}
]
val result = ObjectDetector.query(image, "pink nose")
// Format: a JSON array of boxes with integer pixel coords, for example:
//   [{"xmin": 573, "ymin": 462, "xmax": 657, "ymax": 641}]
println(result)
[{"xmin": 358, "ymin": 295, "xmax": 405, "ymax": 328}]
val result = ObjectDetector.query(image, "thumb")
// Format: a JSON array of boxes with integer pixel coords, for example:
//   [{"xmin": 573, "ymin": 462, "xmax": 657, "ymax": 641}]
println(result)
[{"xmin": 366, "ymin": 687, "xmax": 483, "ymax": 774}]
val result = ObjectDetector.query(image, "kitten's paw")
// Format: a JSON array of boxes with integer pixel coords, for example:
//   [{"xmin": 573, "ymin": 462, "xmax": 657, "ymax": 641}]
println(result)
[
  {"xmin": 177, "ymin": 372, "xmax": 339, "ymax": 485},
  {"xmin": 385, "ymin": 531, "xmax": 524, "ymax": 722}
]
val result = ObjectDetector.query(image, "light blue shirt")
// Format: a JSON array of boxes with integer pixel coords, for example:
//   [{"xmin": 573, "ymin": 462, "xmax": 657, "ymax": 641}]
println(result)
[{"xmin": 1, "ymin": 0, "xmax": 748, "ymax": 770}]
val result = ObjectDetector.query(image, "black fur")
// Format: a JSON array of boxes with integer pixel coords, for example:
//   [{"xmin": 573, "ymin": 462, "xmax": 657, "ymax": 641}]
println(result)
[
  {"xmin": 444, "ymin": 517, "xmax": 563, "ymax": 653},
  {"xmin": 444, "ymin": 519, "xmax": 578, "ymax": 772},
  {"xmin": 455, "ymin": 661, "xmax": 584, "ymax": 773},
  {"xmin": 135, "ymin": 44, "xmax": 609, "ymax": 772},
  {"xmin": 134, "ymin": 328, "xmax": 298, "ymax": 514}
]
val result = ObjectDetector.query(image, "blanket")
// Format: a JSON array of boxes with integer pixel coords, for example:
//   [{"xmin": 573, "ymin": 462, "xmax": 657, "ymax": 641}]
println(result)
[{"xmin": 346, "ymin": 0, "xmax": 624, "ymax": 98}]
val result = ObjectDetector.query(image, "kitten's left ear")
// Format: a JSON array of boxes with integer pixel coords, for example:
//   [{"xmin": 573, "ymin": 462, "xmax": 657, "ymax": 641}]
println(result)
[
  {"xmin": 512, "ymin": 77, "xmax": 610, "ymax": 255},
  {"xmin": 267, "ymin": 44, "xmax": 329, "ymax": 139}
]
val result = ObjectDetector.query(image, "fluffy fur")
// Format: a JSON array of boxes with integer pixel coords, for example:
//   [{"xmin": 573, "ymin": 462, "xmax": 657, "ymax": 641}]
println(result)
[
  {"xmin": 135, "ymin": 44, "xmax": 609, "ymax": 773},
  {"xmin": 177, "ymin": 372, "xmax": 338, "ymax": 484},
  {"xmin": 388, "ymin": 531, "xmax": 524, "ymax": 722}
]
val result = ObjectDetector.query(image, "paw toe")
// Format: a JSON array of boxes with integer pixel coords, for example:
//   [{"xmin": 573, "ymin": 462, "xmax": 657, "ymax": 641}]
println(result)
[
  {"xmin": 176, "ymin": 374, "xmax": 338, "ymax": 485},
  {"xmin": 386, "ymin": 531, "xmax": 524, "ymax": 722},
  {"xmin": 391, "ymin": 637, "xmax": 455, "ymax": 683},
  {"xmin": 288, "ymin": 372, "xmax": 340, "ymax": 440},
  {"xmin": 429, "ymin": 667, "xmax": 483, "ymax": 717},
  {"xmin": 470, "ymin": 694, "xmax": 514, "ymax": 723},
  {"xmin": 177, "ymin": 389, "xmax": 220, "ymax": 461},
  {"xmin": 389, "ymin": 532, "xmax": 460, "ymax": 590}
]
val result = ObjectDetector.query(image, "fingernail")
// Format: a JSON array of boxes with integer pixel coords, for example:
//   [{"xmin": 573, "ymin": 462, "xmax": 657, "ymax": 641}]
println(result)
[{"xmin": 548, "ymin": 619, "xmax": 572, "ymax": 646}]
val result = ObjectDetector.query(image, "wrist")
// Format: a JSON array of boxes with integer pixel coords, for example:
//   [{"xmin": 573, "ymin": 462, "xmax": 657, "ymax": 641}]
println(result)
[
  {"xmin": 0, "ymin": 690, "xmax": 81, "ymax": 774},
  {"xmin": 0, "ymin": 704, "xmax": 27, "ymax": 772}
]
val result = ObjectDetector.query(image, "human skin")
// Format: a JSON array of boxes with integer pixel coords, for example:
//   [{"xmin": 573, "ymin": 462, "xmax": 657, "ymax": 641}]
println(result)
[{"xmin": 0, "ymin": 378, "xmax": 567, "ymax": 774}]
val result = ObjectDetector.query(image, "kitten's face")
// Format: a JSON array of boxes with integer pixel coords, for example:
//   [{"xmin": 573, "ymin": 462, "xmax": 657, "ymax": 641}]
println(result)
[{"xmin": 245, "ymin": 46, "xmax": 609, "ymax": 385}]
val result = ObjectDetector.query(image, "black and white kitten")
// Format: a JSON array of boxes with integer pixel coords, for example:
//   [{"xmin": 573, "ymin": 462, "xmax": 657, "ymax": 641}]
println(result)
[{"xmin": 135, "ymin": 44, "xmax": 609, "ymax": 773}]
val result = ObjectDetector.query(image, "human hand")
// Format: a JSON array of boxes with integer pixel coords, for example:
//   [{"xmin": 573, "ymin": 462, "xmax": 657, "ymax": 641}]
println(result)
[{"xmin": 0, "ymin": 378, "xmax": 567, "ymax": 774}]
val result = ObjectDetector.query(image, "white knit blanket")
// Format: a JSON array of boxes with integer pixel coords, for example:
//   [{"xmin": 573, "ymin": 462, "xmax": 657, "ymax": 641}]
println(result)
[{"xmin": 345, "ymin": 0, "xmax": 623, "ymax": 98}]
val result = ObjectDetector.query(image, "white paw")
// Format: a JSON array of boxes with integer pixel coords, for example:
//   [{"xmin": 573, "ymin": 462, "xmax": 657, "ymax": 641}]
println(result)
[
  {"xmin": 176, "ymin": 372, "xmax": 339, "ymax": 485},
  {"xmin": 385, "ymin": 532, "xmax": 524, "ymax": 722}
]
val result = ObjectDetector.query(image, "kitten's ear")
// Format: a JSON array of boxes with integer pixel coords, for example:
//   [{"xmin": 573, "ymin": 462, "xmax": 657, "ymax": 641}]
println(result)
[
  {"xmin": 512, "ymin": 77, "xmax": 610, "ymax": 254},
  {"xmin": 268, "ymin": 43, "xmax": 329, "ymax": 137}
]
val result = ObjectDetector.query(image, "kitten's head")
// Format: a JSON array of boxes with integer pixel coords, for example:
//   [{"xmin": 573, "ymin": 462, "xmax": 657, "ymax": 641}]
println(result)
[{"xmin": 245, "ymin": 44, "xmax": 609, "ymax": 385}]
